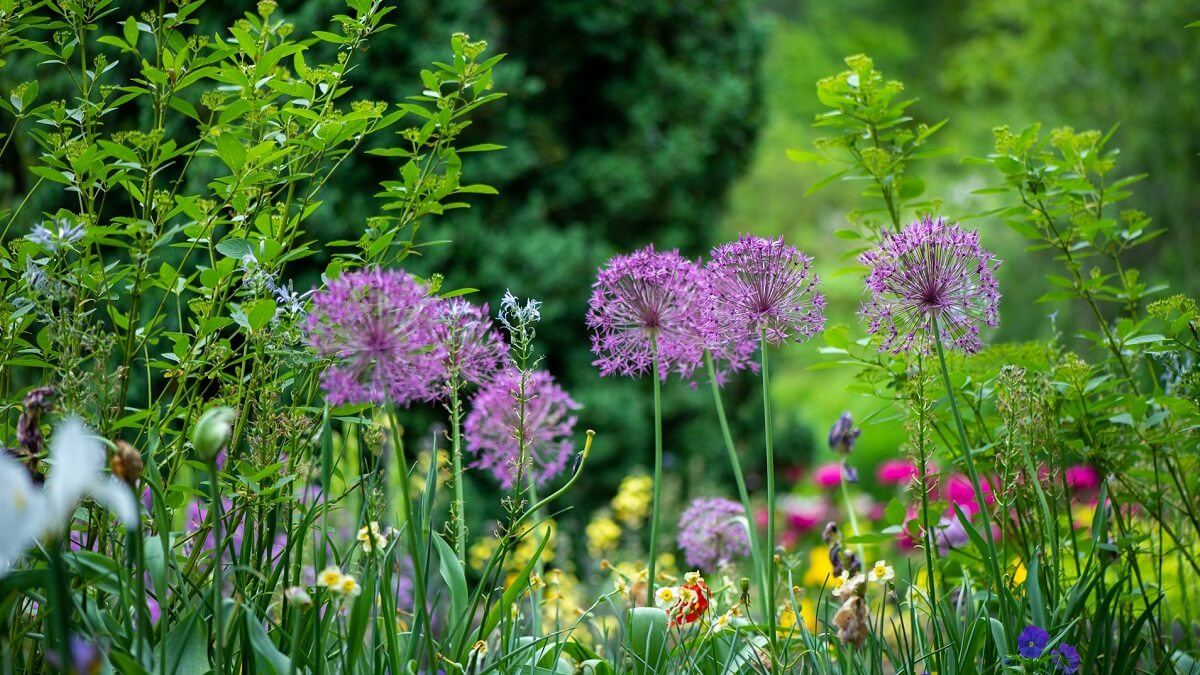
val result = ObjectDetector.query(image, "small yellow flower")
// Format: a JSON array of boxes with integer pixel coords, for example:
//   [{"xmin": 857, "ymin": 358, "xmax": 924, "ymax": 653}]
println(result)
[
  {"xmin": 679, "ymin": 586, "xmax": 698, "ymax": 605},
  {"xmin": 613, "ymin": 577, "xmax": 630, "ymax": 599},
  {"xmin": 867, "ymin": 560, "xmax": 895, "ymax": 584},
  {"xmin": 318, "ymin": 566, "xmax": 344, "ymax": 590},
  {"xmin": 357, "ymin": 522, "xmax": 388, "ymax": 554},
  {"xmin": 1010, "ymin": 557, "xmax": 1027, "ymax": 587},
  {"xmin": 684, "ymin": 571, "xmax": 703, "ymax": 585},
  {"xmin": 586, "ymin": 515, "xmax": 622, "ymax": 557},
  {"xmin": 713, "ymin": 611, "xmax": 732, "ymax": 632},
  {"xmin": 529, "ymin": 574, "xmax": 547, "ymax": 591},
  {"xmin": 831, "ymin": 573, "xmax": 864, "ymax": 599},
  {"xmin": 339, "ymin": 575, "xmax": 362, "ymax": 597}
]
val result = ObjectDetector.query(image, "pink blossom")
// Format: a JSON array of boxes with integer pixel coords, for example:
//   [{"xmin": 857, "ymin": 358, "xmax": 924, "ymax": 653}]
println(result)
[
  {"xmin": 876, "ymin": 459, "xmax": 918, "ymax": 486},
  {"xmin": 1065, "ymin": 465, "xmax": 1099, "ymax": 492},
  {"xmin": 812, "ymin": 462, "xmax": 843, "ymax": 488}
]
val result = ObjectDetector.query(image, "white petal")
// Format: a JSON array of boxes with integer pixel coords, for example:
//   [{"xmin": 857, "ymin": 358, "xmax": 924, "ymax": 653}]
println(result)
[
  {"xmin": 0, "ymin": 457, "xmax": 46, "ymax": 575},
  {"xmin": 91, "ymin": 478, "xmax": 139, "ymax": 528},
  {"xmin": 44, "ymin": 418, "xmax": 106, "ymax": 528}
]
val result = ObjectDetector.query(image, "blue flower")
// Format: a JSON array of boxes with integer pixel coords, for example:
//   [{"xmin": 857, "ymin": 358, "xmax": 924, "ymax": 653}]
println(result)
[
  {"xmin": 1051, "ymin": 643, "xmax": 1080, "ymax": 674},
  {"xmin": 1017, "ymin": 625, "xmax": 1050, "ymax": 659}
]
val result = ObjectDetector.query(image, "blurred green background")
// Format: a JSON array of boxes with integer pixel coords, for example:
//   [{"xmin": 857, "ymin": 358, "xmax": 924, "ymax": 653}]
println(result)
[{"xmin": 1, "ymin": 0, "xmax": 1196, "ymax": 535}]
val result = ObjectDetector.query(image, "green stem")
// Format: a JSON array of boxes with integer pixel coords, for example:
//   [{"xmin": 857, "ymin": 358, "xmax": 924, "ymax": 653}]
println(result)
[
  {"xmin": 207, "ymin": 461, "xmax": 224, "ymax": 675},
  {"xmin": 759, "ymin": 333, "xmax": 778, "ymax": 656},
  {"xmin": 704, "ymin": 353, "xmax": 768, "ymax": 622},
  {"xmin": 450, "ymin": 382, "xmax": 467, "ymax": 562},
  {"xmin": 646, "ymin": 354, "xmax": 663, "ymax": 607},
  {"xmin": 931, "ymin": 317, "xmax": 1007, "ymax": 626},
  {"xmin": 839, "ymin": 477, "xmax": 865, "ymax": 562},
  {"xmin": 385, "ymin": 407, "xmax": 438, "ymax": 669}
]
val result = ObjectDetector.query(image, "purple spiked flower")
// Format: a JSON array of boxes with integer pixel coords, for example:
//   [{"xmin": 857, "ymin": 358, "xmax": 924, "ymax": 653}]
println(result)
[
  {"xmin": 705, "ymin": 235, "xmax": 825, "ymax": 348},
  {"xmin": 587, "ymin": 245, "xmax": 708, "ymax": 380},
  {"xmin": 1017, "ymin": 625, "xmax": 1050, "ymax": 659},
  {"xmin": 828, "ymin": 412, "xmax": 861, "ymax": 455},
  {"xmin": 676, "ymin": 497, "xmax": 751, "ymax": 571},
  {"xmin": 306, "ymin": 268, "xmax": 445, "ymax": 406},
  {"xmin": 860, "ymin": 215, "xmax": 1000, "ymax": 354},
  {"xmin": 465, "ymin": 369, "xmax": 580, "ymax": 489},
  {"xmin": 436, "ymin": 299, "xmax": 507, "ymax": 389}
]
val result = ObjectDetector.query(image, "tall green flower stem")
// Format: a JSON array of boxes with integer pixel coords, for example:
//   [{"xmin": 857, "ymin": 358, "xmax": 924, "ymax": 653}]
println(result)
[
  {"xmin": 931, "ymin": 317, "xmax": 1008, "ymax": 626},
  {"xmin": 704, "ymin": 353, "xmax": 769, "ymax": 632},
  {"xmin": 759, "ymin": 331, "xmax": 778, "ymax": 655},
  {"xmin": 839, "ymin": 478, "xmax": 865, "ymax": 563},
  {"xmin": 645, "ymin": 353, "xmax": 664, "ymax": 607},
  {"xmin": 207, "ymin": 460, "xmax": 224, "ymax": 675},
  {"xmin": 449, "ymin": 381, "xmax": 467, "ymax": 562},
  {"xmin": 384, "ymin": 406, "xmax": 437, "ymax": 669}
]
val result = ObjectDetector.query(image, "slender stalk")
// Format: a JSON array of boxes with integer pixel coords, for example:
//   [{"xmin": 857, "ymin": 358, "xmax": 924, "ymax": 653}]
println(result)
[
  {"xmin": 703, "ymin": 353, "xmax": 768, "ymax": 623},
  {"xmin": 449, "ymin": 381, "xmax": 467, "ymax": 562},
  {"xmin": 931, "ymin": 317, "xmax": 1007, "ymax": 626},
  {"xmin": 646, "ymin": 354, "xmax": 663, "ymax": 607},
  {"xmin": 384, "ymin": 406, "xmax": 438, "ymax": 669},
  {"xmin": 839, "ymin": 478, "xmax": 865, "ymax": 563},
  {"xmin": 207, "ymin": 461, "xmax": 224, "ymax": 675},
  {"xmin": 759, "ymin": 332, "xmax": 778, "ymax": 655}
]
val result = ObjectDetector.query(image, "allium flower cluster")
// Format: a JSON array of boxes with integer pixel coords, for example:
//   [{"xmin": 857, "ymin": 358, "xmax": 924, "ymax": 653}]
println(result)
[
  {"xmin": 437, "ymin": 299, "xmax": 507, "ymax": 388},
  {"xmin": 676, "ymin": 497, "xmax": 750, "ymax": 571},
  {"xmin": 306, "ymin": 269, "xmax": 445, "ymax": 406},
  {"xmin": 705, "ymin": 234, "xmax": 825, "ymax": 347},
  {"xmin": 465, "ymin": 369, "xmax": 580, "ymax": 489},
  {"xmin": 860, "ymin": 215, "xmax": 1000, "ymax": 354},
  {"xmin": 587, "ymin": 245, "xmax": 708, "ymax": 379}
]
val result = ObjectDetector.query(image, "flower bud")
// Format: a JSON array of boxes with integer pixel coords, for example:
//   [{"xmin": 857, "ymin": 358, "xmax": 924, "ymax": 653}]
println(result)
[
  {"xmin": 284, "ymin": 586, "xmax": 312, "ymax": 609},
  {"xmin": 191, "ymin": 406, "xmax": 235, "ymax": 461},
  {"xmin": 109, "ymin": 440, "xmax": 143, "ymax": 486}
]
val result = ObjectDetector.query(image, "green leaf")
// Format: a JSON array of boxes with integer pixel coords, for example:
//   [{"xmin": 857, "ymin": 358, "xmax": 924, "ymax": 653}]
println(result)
[
  {"xmin": 216, "ymin": 133, "xmax": 246, "ymax": 172},
  {"xmin": 215, "ymin": 238, "xmax": 254, "ymax": 260},
  {"xmin": 843, "ymin": 532, "xmax": 895, "ymax": 545},
  {"xmin": 246, "ymin": 299, "xmax": 277, "ymax": 331},
  {"xmin": 885, "ymin": 498, "xmax": 907, "ymax": 525},
  {"xmin": 123, "ymin": 17, "xmax": 139, "ymax": 51},
  {"xmin": 804, "ymin": 169, "xmax": 849, "ymax": 197},
  {"xmin": 433, "ymin": 533, "xmax": 468, "ymax": 654},
  {"xmin": 164, "ymin": 608, "xmax": 210, "ymax": 675},
  {"xmin": 244, "ymin": 611, "xmax": 291, "ymax": 675},
  {"xmin": 626, "ymin": 607, "xmax": 669, "ymax": 675}
]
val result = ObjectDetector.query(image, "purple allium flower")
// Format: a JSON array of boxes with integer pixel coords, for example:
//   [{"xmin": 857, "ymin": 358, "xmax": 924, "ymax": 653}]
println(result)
[
  {"xmin": 1051, "ymin": 643, "xmax": 1080, "ymax": 673},
  {"xmin": 676, "ymin": 497, "xmax": 750, "ymax": 571},
  {"xmin": 705, "ymin": 234, "xmax": 825, "ymax": 347},
  {"xmin": 437, "ymin": 299, "xmax": 507, "ymax": 389},
  {"xmin": 828, "ymin": 411, "xmax": 861, "ymax": 455},
  {"xmin": 860, "ymin": 215, "xmax": 1000, "ymax": 354},
  {"xmin": 587, "ymin": 245, "xmax": 708, "ymax": 379},
  {"xmin": 306, "ymin": 268, "xmax": 445, "ymax": 406},
  {"xmin": 1017, "ymin": 624, "xmax": 1050, "ymax": 659},
  {"xmin": 465, "ymin": 369, "xmax": 580, "ymax": 489}
]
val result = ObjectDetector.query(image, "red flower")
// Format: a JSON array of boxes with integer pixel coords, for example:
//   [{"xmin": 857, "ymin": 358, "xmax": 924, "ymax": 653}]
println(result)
[{"xmin": 668, "ymin": 577, "xmax": 711, "ymax": 627}]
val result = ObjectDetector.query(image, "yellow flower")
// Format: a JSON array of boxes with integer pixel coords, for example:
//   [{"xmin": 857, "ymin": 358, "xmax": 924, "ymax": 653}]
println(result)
[
  {"xmin": 1010, "ymin": 557, "xmax": 1028, "ymax": 587},
  {"xmin": 613, "ymin": 577, "xmax": 630, "ymax": 599},
  {"xmin": 612, "ymin": 475, "xmax": 654, "ymax": 527},
  {"xmin": 469, "ymin": 537, "xmax": 497, "ymax": 571},
  {"xmin": 530, "ymin": 574, "xmax": 547, "ymax": 591},
  {"xmin": 803, "ymin": 546, "xmax": 834, "ymax": 587},
  {"xmin": 357, "ymin": 521, "xmax": 388, "ymax": 554},
  {"xmin": 831, "ymin": 572, "xmax": 864, "ymax": 599},
  {"xmin": 867, "ymin": 560, "xmax": 895, "ymax": 584},
  {"xmin": 318, "ymin": 566, "xmax": 344, "ymax": 590},
  {"xmin": 713, "ymin": 611, "xmax": 733, "ymax": 633},
  {"xmin": 683, "ymin": 571, "xmax": 703, "ymax": 585},
  {"xmin": 586, "ymin": 515, "xmax": 622, "ymax": 557}
]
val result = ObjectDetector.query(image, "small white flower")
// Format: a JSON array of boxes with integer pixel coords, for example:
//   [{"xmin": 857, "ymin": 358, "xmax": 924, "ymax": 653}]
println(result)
[
  {"xmin": 655, "ymin": 586, "xmax": 680, "ymax": 609},
  {"xmin": 867, "ymin": 560, "xmax": 895, "ymax": 584},
  {"xmin": 830, "ymin": 572, "xmax": 865, "ymax": 599}
]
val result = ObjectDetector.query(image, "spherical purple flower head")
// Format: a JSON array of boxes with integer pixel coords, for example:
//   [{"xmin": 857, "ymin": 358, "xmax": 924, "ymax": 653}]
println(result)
[
  {"xmin": 1017, "ymin": 624, "xmax": 1050, "ymax": 659},
  {"xmin": 860, "ymin": 215, "xmax": 1000, "ymax": 354},
  {"xmin": 705, "ymin": 235, "xmax": 825, "ymax": 349},
  {"xmin": 465, "ymin": 369, "xmax": 580, "ymax": 490},
  {"xmin": 436, "ymin": 299, "xmax": 507, "ymax": 389},
  {"xmin": 676, "ymin": 497, "xmax": 751, "ymax": 571},
  {"xmin": 1051, "ymin": 643, "xmax": 1080, "ymax": 674},
  {"xmin": 306, "ymin": 268, "xmax": 446, "ymax": 406},
  {"xmin": 587, "ymin": 245, "xmax": 708, "ymax": 380}
]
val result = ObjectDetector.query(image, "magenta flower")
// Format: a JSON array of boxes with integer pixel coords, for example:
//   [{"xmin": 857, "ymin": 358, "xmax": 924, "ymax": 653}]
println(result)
[
  {"xmin": 587, "ymin": 245, "xmax": 708, "ymax": 379},
  {"xmin": 465, "ymin": 369, "xmax": 580, "ymax": 489},
  {"xmin": 306, "ymin": 269, "xmax": 445, "ymax": 406},
  {"xmin": 876, "ymin": 459, "xmax": 918, "ymax": 486},
  {"xmin": 1065, "ymin": 464, "xmax": 1099, "ymax": 492},
  {"xmin": 705, "ymin": 235, "xmax": 825, "ymax": 348},
  {"xmin": 811, "ymin": 462, "xmax": 843, "ymax": 488},
  {"xmin": 436, "ymin": 299, "xmax": 507, "ymax": 389},
  {"xmin": 860, "ymin": 215, "xmax": 1000, "ymax": 354},
  {"xmin": 677, "ymin": 497, "xmax": 750, "ymax": 571}
]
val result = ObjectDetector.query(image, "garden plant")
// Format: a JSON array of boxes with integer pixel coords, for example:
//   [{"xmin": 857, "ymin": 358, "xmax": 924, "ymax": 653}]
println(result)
[{"xmin": 0, "ymin": 1, "xmax": 1198, "ymax": 674}]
